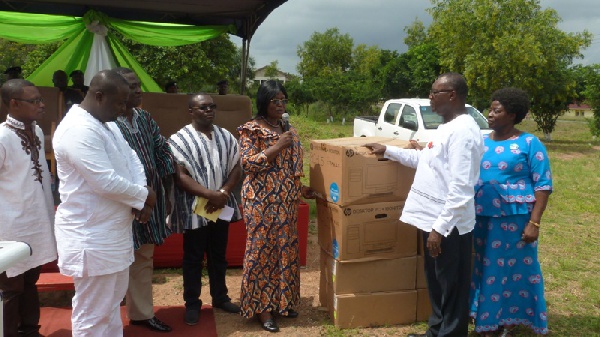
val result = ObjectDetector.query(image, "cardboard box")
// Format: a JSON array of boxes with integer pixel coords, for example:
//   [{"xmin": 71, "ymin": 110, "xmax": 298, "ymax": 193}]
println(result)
[
  {"xmin": 416, "ymin": 255, "xmax": 427, "ymax": 289},
  {"xmin": 416, "ymin": 288, "xmax": 432, "ymax": 322},
  {"xmin": 320, "ymin": 250, "xmax": 417, "ymax": 294},
  {"xmin": 310, "ymin": 137, "xmax": 415, "ymax": 206},
  {"xmin": 317, "ymin": 199, "xmax": 417, "ymax": 261},
  {"xmin": 326, "ymin": 290, "xmax": 418, "ymax": 329},
  {"xmin": 319, "ymin": 255, "xmax": 418, "ymax": 329}
]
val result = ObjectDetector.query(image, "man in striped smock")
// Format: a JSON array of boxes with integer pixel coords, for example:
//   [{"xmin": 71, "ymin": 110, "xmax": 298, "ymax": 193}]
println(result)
[
  {"xmin": 114, "ymin": 68, "xmax": 176, "ymax": 333},
  {"xmin": 168, "ymin": 93, "xmax": 242, "ymax": 326}
]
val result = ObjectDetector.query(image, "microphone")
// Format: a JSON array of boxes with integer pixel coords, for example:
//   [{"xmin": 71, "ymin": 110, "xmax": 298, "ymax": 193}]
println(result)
[{"xmin": 282, "ymin": 112, "xmax": 290, "ymax": 131}]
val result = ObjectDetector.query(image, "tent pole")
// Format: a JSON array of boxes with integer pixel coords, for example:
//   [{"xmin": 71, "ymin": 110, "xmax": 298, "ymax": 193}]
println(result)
[
  {"xmin": 240, "ymin": 37, "xmax": 252, "ymax": 95},
  {"xmin": 240, "ymin": 38, "xmax": 247, "ymax": 95}
]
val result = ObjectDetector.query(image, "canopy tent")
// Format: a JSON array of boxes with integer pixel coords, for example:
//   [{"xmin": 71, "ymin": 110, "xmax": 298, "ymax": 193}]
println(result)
[
  {"xmin": 0, "ymin": 0, "xmax": 287, "ymax": 92},
  {"xmin": 0, "ymin": 1, "xmax": 287, "ymax": 40},
  {"xmin": 0, "ymin": 10, "xmax": 234, "ymax": 91}
]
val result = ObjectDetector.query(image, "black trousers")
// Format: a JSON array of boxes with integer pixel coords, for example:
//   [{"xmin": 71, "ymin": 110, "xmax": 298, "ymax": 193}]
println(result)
[
  {"xmin": 182, "ymin": 220, "xmax": 231, "ymax": 310},
  {"xmin": 0, "ymin": 266, "xmax": 43, "ymax": 337},
  {"xmin": 422, "ymin": 228, "xmax": 472, "ymax": 337}
]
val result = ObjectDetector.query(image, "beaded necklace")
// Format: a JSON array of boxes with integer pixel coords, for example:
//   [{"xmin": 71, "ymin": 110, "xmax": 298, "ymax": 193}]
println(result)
[{"xmin": 260, "ymin": 116, "xmax": 281, "ymax": 128}]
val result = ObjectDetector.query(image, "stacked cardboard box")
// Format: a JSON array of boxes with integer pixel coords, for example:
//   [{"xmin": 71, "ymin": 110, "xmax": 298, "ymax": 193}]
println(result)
[{"xmin": 311, "ymin": 137, "xmax": 432, "ymax": 328}]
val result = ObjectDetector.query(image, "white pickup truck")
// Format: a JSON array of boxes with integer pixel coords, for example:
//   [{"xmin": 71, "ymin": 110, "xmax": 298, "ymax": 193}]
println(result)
[{"xmin": 354, "ymin": 98, "xmax": 490, "ymax": 145}]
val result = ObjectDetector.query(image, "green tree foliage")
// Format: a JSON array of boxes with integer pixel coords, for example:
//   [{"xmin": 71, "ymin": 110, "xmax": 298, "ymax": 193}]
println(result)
[
  {"xmin": 264, "ymin": 60, "xmax": 280, "ymax": 78},
  {"xmin": 581, "ymin": 65, "xmax": 600, "ymax": 136},
  {"xmin": 0, "ymin": 39, "xmax": 34, "ymax": 78},
  {"xmin": 369, "ymin": 20, "xmax": 442, "ymax": 101},
  {"xmin": 427, "ymin": 0, "xmax": 592, "ymax": 138},
  {"xmin": 285, "ymin": 78, "xmax": 316, "ymax": 116},
  {"xmin": 350, "ymin": 43, "xmax": 383, "ymax": 103},
  {"xmin": 405, "ymin": 42, "xmax": 441, "ymax": 98},
  {"xmin": 297, "ymin": 28, "xmax": 353, "ymax": 79},
  {"xmin": 229, "ymin": 47, "xmax": 256, "ymax": 95},
  {"xmin": 0, "ymin": 39, "xmax": 60, "ymax": 83},
  {"xmin": 121, "ymin": 34, "xmax": 238, "ymax": 93},
  {"xmin": 570, "ymin": 64, "xmax": 597, "ymax": 103},
  {"xmin": 404, "ymin": 19, "xmax": 428, "ymax": 48},
  {"xmin": 295, "ymin": 28, "xmax": 381, "ymax": 120},
  {"xmin": 377, "ymin": 50, "xmax": 410, "ymax": 99},
  {"xmin": 21, "ymin": 42, "xmax": 62, "ymax": 79}
]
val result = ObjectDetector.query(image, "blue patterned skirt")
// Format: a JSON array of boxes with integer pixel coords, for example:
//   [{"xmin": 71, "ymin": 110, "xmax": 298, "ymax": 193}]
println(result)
[{"xmin": 469, "ymin": 214, "xmax": 549, "ymax": 335}]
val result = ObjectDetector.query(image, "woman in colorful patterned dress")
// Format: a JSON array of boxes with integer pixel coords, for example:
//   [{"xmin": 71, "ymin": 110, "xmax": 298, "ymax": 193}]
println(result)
[
  {"xmin": 470, "ymin": 88, "xmax": 552, "ymax": 337},
  {"xmin": 238, "ymin": 80, "xmax": 315, "ymax": 333}
]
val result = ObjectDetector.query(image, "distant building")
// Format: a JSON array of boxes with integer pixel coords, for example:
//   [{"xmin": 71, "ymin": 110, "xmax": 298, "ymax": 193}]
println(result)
[
  {"xmin": 565, "ymin": 103, "xmax": 593, "ymax": 117},
  {"xmin": 253, "ymin": 66, "xmax": 289, "ymax": 85}
]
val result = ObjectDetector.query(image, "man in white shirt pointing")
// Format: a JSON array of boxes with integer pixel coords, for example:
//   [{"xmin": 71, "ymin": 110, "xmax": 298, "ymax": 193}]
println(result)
[
  {"xmin": 366, "ymin": 72, "xmax": 484, "ymax": 337},
  {"xmin": 53, "ymin": 69, "xmax": 156, "ymax": 337}
]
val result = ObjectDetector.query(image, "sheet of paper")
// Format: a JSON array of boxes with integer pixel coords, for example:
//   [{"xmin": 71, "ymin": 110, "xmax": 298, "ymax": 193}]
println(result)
[
  {"xmin": 218, "ymin": 205, "xmax": 234, "ymax": 222},
  {"xmin": 192, "ymin": 197, "xmax": 234, "ymax": 222},
  {"xmin": 192, "ymin": 196, "xmax": 220, "ymax": 222}
]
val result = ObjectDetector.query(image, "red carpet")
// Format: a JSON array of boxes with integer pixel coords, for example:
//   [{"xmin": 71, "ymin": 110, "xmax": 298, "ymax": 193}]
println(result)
[{"xmin": 39, "ymin": 305, "xmax": 217, "ymax": 337}]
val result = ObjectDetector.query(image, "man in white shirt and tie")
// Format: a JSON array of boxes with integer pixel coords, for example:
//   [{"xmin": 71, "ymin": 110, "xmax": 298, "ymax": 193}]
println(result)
[
  {"xmin": 53, "ymin": 70, "xmax": 156, "ymax": 337},
  {"xmin": 367, "ymin": 72, "xmax": 484, "ymax": 337}
]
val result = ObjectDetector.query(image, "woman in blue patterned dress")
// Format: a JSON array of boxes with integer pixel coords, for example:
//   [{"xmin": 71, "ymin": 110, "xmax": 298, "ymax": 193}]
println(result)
[{"xmin": 470, "ymin": 88, "xmax": 552, "ymax": 337}]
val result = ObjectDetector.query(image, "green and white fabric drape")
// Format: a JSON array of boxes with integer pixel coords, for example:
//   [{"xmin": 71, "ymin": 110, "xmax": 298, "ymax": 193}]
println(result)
[{"xmin": 0, "ymin": 10, "xmax": 234, "ymax": 91}]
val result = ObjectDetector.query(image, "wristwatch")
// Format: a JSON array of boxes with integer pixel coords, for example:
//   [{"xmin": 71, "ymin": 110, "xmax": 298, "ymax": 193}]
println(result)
[{"xmin": 219, "ymin": 189, "xmax": 229, "ymax": 197}]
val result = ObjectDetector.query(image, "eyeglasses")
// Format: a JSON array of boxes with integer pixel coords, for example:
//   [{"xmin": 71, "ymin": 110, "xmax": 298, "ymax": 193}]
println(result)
[
  {"xmin": 190, "ymin": 104, "xmax": 217, "ymax": 111},
  {"xmin": 270, "ymin": 99, "xmax": 288, "ymax": 105},
  {"xmin": 13, "ymin": 97, "xmax": 44, "ymax": 105},
  {"xmin": 429, "ymin": 89, "xmax": 454, "ymax": 96}
]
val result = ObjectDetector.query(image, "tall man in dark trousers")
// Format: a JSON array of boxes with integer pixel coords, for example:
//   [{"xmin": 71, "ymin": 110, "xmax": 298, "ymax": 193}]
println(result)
[
  {"xmin": 168, "ymin": 93, "xmax": 242, "ymax": 325},
  {"xmin": 367, "ymin": 73, "xmax": 484, "ymax": 337},
  {"xmin": 114, "ymin": 67, "xmax": 176, "ymax": 333}
]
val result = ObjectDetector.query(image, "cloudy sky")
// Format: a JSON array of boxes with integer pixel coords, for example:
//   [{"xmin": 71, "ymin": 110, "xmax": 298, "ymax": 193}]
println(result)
[{"xmin": 232, "ymin": 0, "xmax": 600, "ymax": 74}]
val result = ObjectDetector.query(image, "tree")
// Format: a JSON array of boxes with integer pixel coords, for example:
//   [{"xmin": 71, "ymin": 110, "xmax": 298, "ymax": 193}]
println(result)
[
  {"xmin": 570, "ymin": 64, "xmax": 598, "ymax": 104},
  {"xmin": 264, "ymin": 60, "xmax": 281, "ymax": 79},
  {"xmin": 229, "ymin": 47, "xmax": 256, "ymax": 95},
  {"xmin": 378, "ymin": 50, "xmax": 411, "ymax": 99},
  {"xmin": 296, "ymin": 28, "xmax": 382, "ymax": 121},
  {"xmin": 404, "ymin": 19, "xmax": 428, "ymax": 48},
  {"xmin": 21, "ymin": 42, "xmax": 62, "ymax": 78},
  {"xmin": 0, "ymin": 39, "xmax": 60, "ymax": 83},
  {"xmin": 0, "ymin": 39, "xmax": 35, "ymax": 79},
  {"xmin": 297, "ymin": 27, "xmax": 353, "ymax": 79},
  {"xmin": 581, "ymin": 65, "xmax": 600, "ymax": 136},
  {"xmin": 285, "ymin": 77, "xmax": 316, "ymax": 116},
  {"xmin": 121, "ymin": 33, "xmax": 238, "ymax": 93},
  {"xmin": 405, "ymin": 42, "xmax": 441, "ymax": 98},
  {"xmin": 427, "ymin": 0, "xmax": 592, "ymax": 138}
]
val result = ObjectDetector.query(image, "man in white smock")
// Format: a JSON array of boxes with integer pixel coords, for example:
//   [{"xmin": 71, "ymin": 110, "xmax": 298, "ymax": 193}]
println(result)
[
  {"xmin": 53, "ymin": 70, "xmax": 156, "ymax": 337},
  {"xmin": 0, "ymin": 79, "xmax": 57, "ymax": 337}
]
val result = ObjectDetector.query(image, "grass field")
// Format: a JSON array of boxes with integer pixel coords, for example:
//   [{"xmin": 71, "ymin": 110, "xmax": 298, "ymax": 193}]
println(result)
[{"xmin": 291, "ymin": 114, "xmax": 600, "ymax": 336}]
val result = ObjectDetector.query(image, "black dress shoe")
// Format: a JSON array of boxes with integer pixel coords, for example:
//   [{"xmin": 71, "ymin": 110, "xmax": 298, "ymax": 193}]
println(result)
[
  {"xmin": 282, "ymin": 309, "xmax": 299, "ymax": 318},
  {"xmin": 184, "ymin": 309, "xmax": 200, "ymax": 326},
  {"xmin": 260, "ymin": 318, "xmax": 279, "ymax": 333},
  {"xmin": 130, "ymin": 316, "xmax": 172, "ymax": 332},
  {"xmin": 214, "ymin": 301, "xmax": 240, "ymax": 314},
  {"xmin": 406, "ymin": 334, "xmax": 427, "ymax": 337}
]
